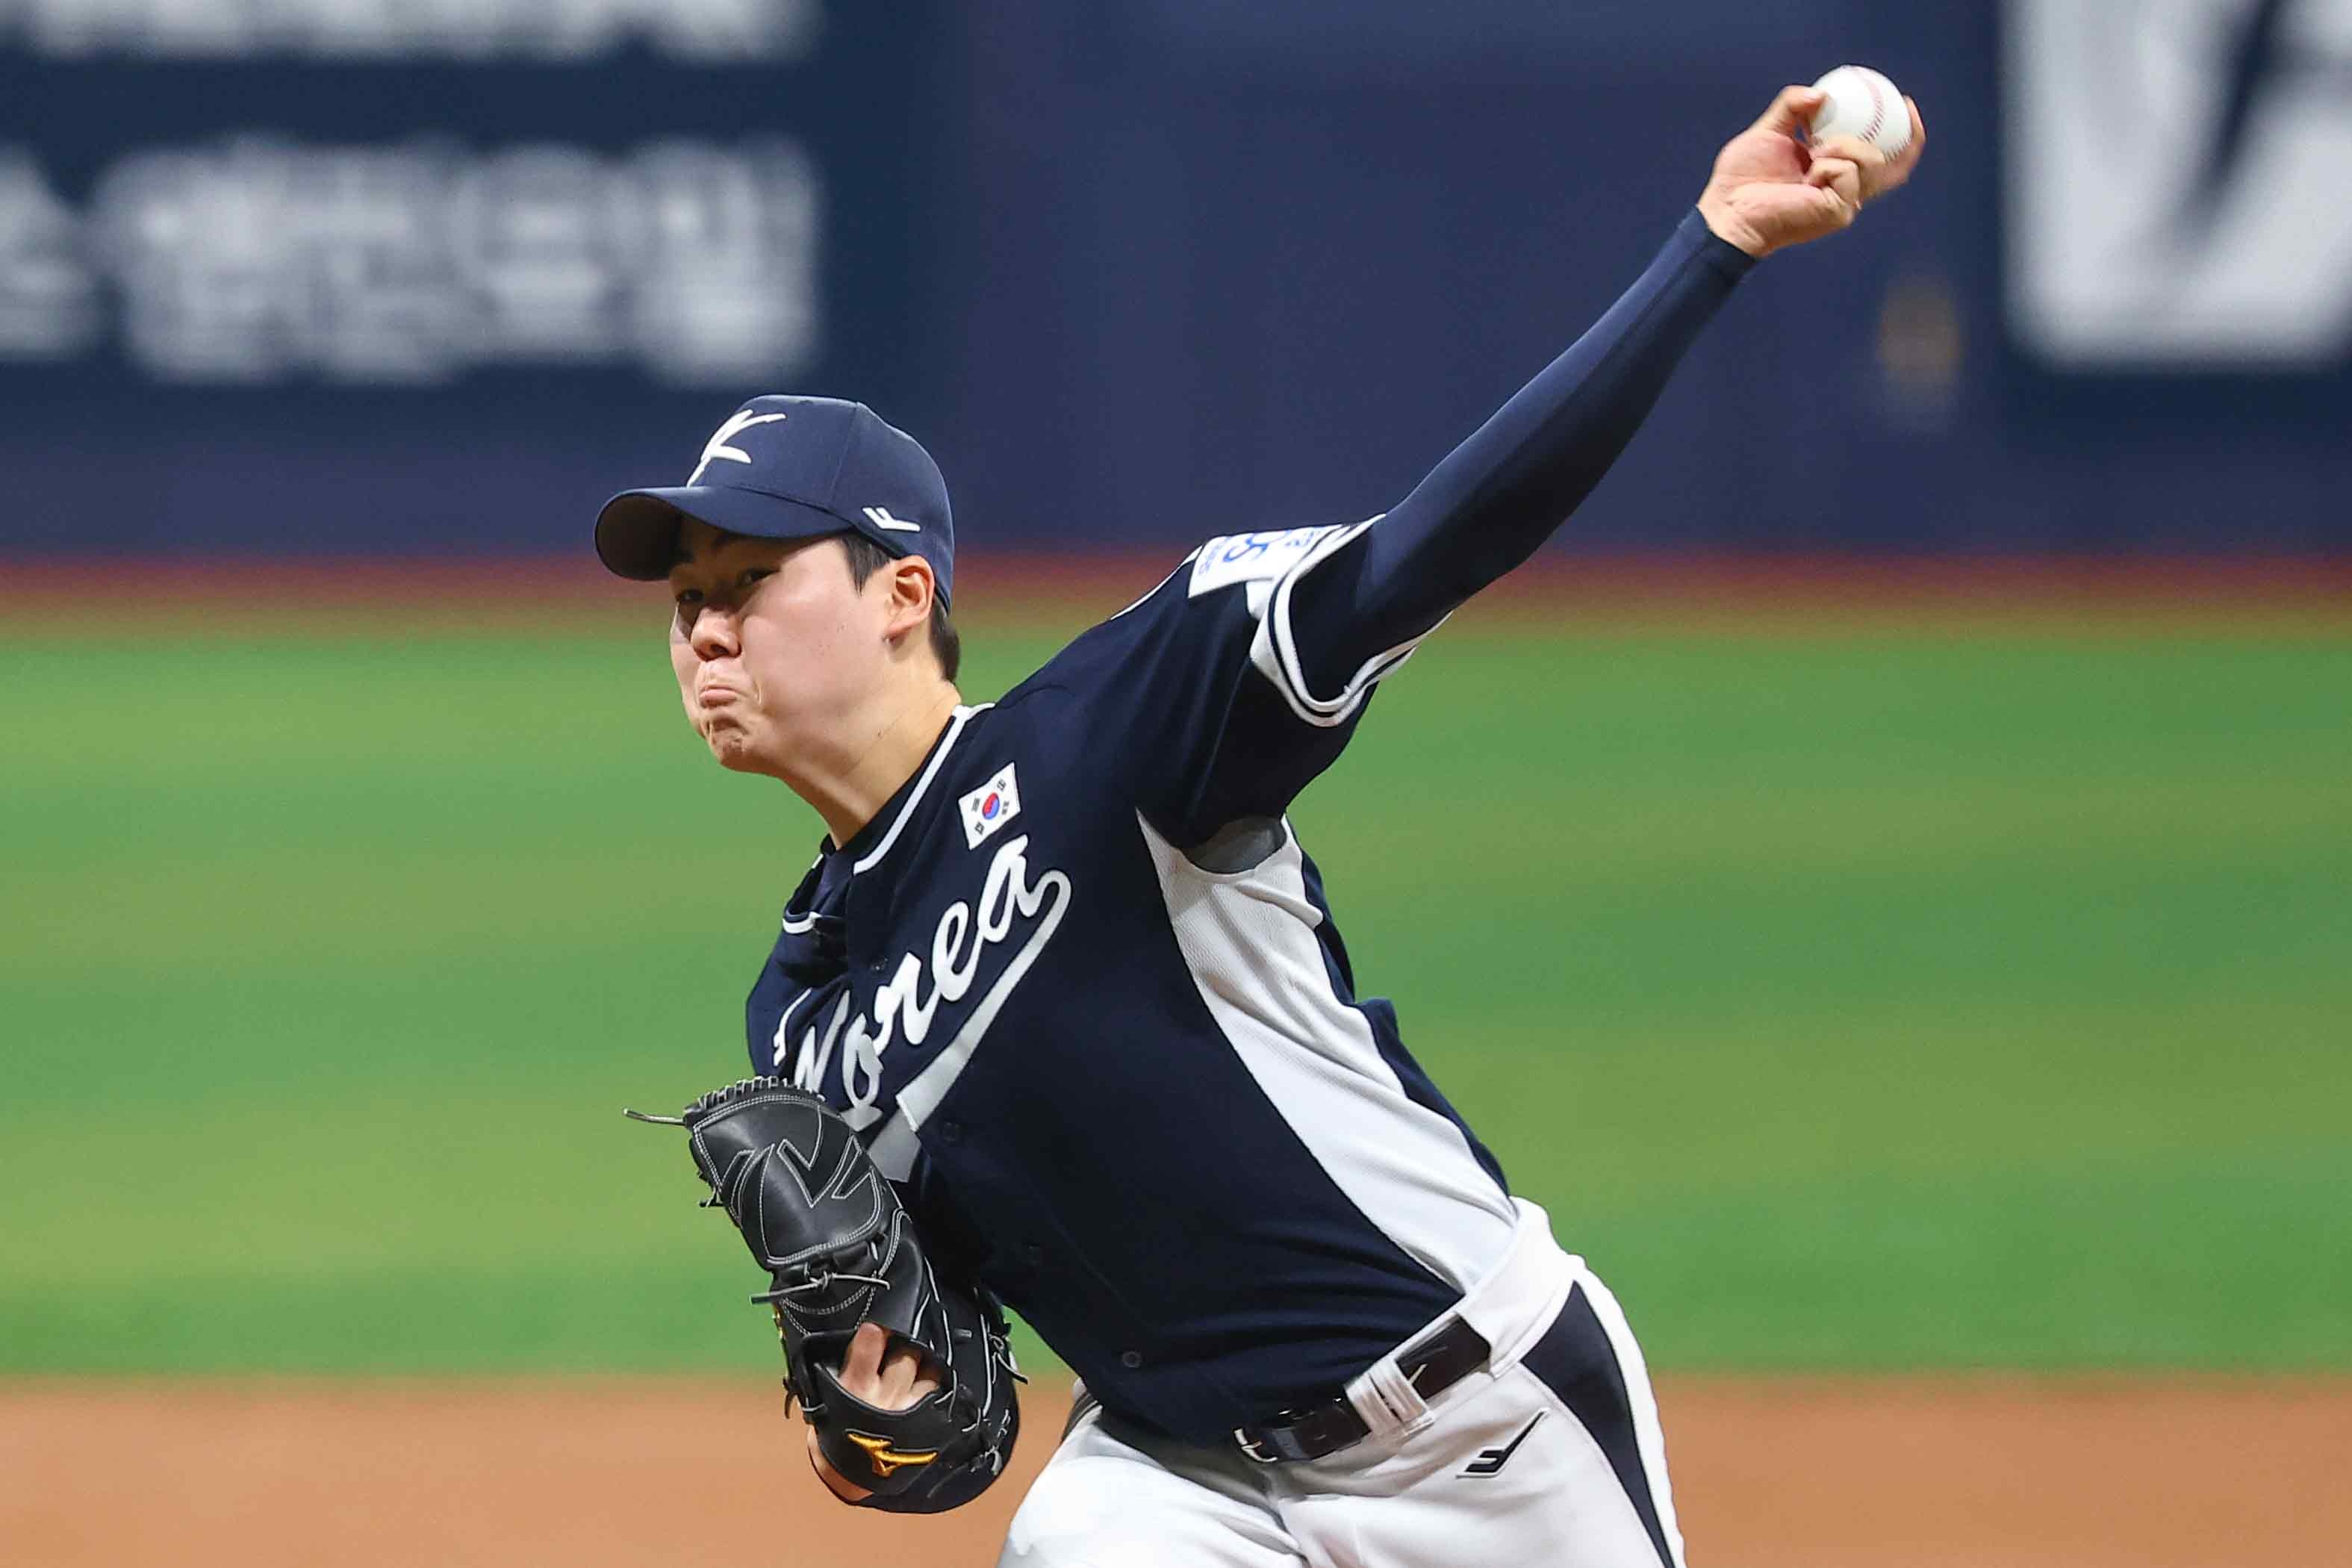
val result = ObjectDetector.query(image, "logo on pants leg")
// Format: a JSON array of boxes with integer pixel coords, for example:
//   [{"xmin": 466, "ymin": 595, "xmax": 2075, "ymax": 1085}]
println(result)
[{"xmin": 1461, "ymin": 1411, "xmax": 1546, "ymax": 1478}]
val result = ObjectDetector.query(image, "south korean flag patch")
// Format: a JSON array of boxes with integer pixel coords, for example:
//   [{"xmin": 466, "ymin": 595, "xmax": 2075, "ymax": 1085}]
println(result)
[{"xmin": 958, "ymin": 764, "xmax": 1022, "ymax": 850}]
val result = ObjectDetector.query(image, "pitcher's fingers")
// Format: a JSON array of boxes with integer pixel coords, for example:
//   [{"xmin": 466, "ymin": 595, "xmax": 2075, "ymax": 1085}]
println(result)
[
  {"xmin": 879, "ymin": 1343, "xmax": 942, "ymax": 1408},
  {"xmin": 839, "ymin": 1321, "xmax": 889, "ymax": 1388},
  {"xmin": 1808, "ymin": 135, "xmax": 1887, "ymax": 173},
  {"xmin": 1815, "ymin": 134, "xmax": 1911, "ymax": 202},
  {"xmin": 1756, "ymin": 84, "xmax": 1828, "ymax": 138},
  {"xmin": 876, "ymin": 1348, "xmax": 917, "ymax": 1407},
  {"xmin": 900, "ymin": 1349, "xmax": 945, "ymax": 1401},
  {"xmin": 1806, "ymin": 155, "xmax": 1864, "ymax": 211},
  {"xmin": 1808, "ymin": 183, "xmax": 1858, "ymax": 231}
]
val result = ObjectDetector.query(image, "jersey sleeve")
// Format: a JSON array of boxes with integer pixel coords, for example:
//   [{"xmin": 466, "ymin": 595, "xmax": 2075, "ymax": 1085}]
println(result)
[
  {"xmin": 1280, "ymin": 209, "xmax": 1754, "ymax": 698},
  {"xmin": 1020, "ymin": 526, "xmax": 1397, "ymax": 850}
]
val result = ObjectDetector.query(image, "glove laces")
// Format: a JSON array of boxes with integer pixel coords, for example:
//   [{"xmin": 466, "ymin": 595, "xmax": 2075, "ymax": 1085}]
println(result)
[{"xmin": 753, "ymin": 1270, "xmax": 890, "ymax": 1305}]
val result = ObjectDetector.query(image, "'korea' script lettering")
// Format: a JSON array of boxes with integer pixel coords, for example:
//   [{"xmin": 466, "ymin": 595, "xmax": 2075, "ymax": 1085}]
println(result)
[{"xmin": 779, "ymin": 833, "xmax": 1072, "ymax": 1127}]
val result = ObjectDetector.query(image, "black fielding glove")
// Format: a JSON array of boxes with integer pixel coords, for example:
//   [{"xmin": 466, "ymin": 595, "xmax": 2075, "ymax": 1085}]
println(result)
[{"xmin": 629, "ymin": 1077, "xmax": 1020, "ymax": 1513}]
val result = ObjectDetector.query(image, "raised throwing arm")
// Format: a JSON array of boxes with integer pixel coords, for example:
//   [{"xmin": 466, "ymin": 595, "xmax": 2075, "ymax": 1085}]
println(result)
[{"xmin": 1284, "ymin": 85, "xmax": 1925, "ymax": 697}]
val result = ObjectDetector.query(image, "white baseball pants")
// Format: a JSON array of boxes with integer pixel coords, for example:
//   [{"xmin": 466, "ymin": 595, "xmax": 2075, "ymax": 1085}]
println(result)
[{"xmin": 998, "ymin": 1203, "xmax": 1689, "ymax": 1568}]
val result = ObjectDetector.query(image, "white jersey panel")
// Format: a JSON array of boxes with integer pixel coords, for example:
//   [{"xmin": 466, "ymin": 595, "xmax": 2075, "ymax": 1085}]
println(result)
[{"xmin": 1136, "ymin": 812, "xmax": 1516, "ymax": 1292}]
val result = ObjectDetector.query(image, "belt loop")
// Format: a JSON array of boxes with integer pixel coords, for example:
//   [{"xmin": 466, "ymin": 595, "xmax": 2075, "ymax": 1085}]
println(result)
[{"xmin": 1344, "ymin": 1348, "xmax": 1432, "ymax": 1440}]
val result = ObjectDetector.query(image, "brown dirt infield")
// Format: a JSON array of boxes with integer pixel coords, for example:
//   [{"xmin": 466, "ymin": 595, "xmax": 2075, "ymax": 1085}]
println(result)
[{"xmin": 4, "ymin": 1375, "xmax": 2345, "ymax": 1567}]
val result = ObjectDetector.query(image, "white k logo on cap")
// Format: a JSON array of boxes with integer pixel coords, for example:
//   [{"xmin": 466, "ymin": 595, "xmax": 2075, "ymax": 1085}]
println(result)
[{"xmin": 688, "ymin": 409, "xmax": 788, "ymax": 485}]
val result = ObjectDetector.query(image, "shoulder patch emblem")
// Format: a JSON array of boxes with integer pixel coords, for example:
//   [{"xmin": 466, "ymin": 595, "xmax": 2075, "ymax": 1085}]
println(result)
[
  {"xmin": 1187, "ymin": 526, "xmax": 1344, "ymax": 597},
  {"xmin": 958, "ymin": 764, "xmax": 1023, "ymax": 850}
]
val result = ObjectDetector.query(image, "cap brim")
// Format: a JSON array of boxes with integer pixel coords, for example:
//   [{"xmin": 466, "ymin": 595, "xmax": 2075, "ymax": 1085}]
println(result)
[{"xmin": 593, "ymin": 486, "xmax": 852, "ymax": 580}]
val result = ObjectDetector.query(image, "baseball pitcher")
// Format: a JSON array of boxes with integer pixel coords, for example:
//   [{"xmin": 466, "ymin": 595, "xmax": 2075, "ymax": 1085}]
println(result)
[{"xmin": 603, "ymin": 85, "xmax": 1923, "ymax": 1567}]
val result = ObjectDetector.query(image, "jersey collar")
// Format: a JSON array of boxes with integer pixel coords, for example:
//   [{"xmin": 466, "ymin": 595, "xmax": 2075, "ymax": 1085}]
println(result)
[{"xmin": 820, "ymin": 702, "xmax": 995, "ymax": 880}]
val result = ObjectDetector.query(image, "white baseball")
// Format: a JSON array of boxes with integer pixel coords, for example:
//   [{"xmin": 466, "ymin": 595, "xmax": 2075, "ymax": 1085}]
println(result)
[{"xmin": 1808, "ymin": 65, "xmax": 1912, "ymax": 159}]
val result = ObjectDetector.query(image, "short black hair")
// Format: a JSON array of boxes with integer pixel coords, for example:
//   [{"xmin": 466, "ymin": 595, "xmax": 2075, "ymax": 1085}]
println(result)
[{"xmin": 836, "ymin": 532, "xmax": 962, "ymax": 682}]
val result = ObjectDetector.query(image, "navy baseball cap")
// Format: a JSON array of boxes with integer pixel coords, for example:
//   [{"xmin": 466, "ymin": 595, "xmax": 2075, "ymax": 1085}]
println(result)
[{"xmin": 594, "ymin": 396, "xmax": 956, "ymax": 608}]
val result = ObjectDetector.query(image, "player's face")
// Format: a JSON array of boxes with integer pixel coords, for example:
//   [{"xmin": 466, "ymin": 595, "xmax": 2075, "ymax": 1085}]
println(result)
[{"xmin": 666, "ymin": 520, "xmax": 885, "ymax": 780}]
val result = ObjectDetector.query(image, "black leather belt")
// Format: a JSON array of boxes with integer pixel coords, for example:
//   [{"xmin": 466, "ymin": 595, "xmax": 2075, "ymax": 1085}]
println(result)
[{"xmin": 1232, "ymin": 1316, "xmax": 1490, "ymax": 1463}]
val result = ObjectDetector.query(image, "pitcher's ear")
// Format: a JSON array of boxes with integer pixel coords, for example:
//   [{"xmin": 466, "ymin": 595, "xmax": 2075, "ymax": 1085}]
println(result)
[{"xmin": 884, "ymin": 553, "xmax": 939, "ymax": 641}]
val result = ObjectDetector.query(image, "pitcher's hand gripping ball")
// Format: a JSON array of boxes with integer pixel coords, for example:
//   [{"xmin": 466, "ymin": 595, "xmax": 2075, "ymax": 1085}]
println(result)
[
  {"xmin": 630, "ymin": 1078, "xmax": 1021, "ymax": 1513},
  {"xmin": 1808, "ymin": 65, "xmax": 1914, "ymax": 158}
]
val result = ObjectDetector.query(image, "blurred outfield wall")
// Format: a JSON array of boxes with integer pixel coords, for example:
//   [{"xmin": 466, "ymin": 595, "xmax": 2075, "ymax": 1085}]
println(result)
[{"xmin": 1, "ymin": 0, "xmax": 2349, "ymax": 560}]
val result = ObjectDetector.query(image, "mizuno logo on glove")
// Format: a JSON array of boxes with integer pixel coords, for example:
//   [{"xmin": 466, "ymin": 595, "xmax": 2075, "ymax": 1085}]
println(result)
[{"xmin": 847, "ymin": 1431, "xmax": 941, "ymax": 1477}]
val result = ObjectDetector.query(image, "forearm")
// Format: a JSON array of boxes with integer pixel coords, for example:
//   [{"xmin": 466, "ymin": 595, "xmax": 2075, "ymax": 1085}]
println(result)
[{"xmin": 1288, "ymin": 209, "xmax": 1753, "ymax": 691}]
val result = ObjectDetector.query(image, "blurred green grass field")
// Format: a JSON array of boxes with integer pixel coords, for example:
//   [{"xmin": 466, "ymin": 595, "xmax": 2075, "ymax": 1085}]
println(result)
[{"xmin": 4, "ymin": 610, "xmax": 2348, "ymax": 1375}]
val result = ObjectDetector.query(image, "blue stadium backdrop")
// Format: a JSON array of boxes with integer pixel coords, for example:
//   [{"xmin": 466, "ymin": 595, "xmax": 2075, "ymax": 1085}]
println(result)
[{"xmin": 3, "ymin": 0, "xmax": 2347, "ymax": 559}]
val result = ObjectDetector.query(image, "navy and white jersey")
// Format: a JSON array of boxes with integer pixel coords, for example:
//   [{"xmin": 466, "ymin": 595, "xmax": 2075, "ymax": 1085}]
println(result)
[
  {"xmin": 736, "ymin": 211, "xmax": 1757, "ymax": 1445},
  {"xmin": 747, "ymin": 526, "xmax": 1517, "ymax": 1443}
]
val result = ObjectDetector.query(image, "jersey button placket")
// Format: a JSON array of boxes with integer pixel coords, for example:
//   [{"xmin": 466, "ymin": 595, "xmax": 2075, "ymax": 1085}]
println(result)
[{"xmin": 1119, "ymin": 1349, "xmax": 1144, "ymax": 1369}]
